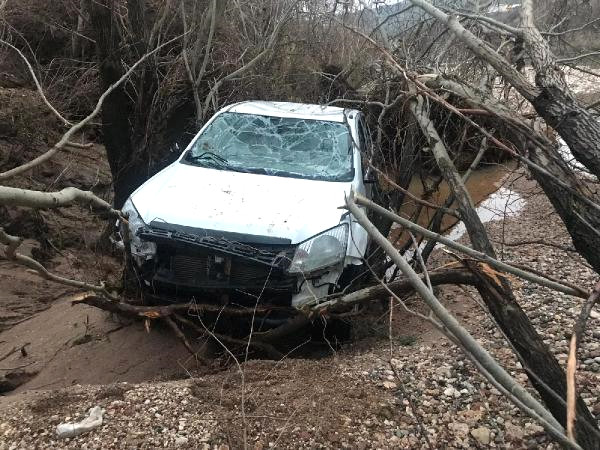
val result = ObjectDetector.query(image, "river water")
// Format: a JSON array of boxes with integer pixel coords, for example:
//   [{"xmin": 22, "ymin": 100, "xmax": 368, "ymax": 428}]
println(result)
[
  {"xmin": 383, "ymin": 162, "xmax": 524, "ymax": 279},
  {"xmin": 392, "ymin": 161, "xmax": 523, "ymax": 245}
]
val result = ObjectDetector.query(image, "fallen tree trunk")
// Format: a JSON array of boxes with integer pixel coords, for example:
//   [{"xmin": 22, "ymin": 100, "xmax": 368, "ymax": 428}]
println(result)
[{"xmin": 71, "ymin": 294, "xmax": 285, "ymax": 359}]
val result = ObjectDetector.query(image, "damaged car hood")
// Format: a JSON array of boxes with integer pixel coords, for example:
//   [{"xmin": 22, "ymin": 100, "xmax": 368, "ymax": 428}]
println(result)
[{"xmin": 130, "ymin": 162, "xmax": 352, "ymax": 244}]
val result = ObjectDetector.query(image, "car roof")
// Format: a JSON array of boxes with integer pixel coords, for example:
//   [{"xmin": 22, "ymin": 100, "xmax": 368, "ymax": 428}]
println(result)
[{"xmin": 223, "ymin": 101, "xmax": 358, "ymax": 123}]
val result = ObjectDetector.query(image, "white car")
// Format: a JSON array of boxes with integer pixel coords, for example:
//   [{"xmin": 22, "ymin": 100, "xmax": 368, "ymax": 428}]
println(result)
[{"xmin": 120, "ymin": 101, "xmax": 374, "ymax": 309}]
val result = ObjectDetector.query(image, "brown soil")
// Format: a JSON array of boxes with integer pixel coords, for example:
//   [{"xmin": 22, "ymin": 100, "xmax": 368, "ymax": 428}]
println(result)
[{"xmin": 0, "ymin": 298, "xmax": 205, "ymax": 393}]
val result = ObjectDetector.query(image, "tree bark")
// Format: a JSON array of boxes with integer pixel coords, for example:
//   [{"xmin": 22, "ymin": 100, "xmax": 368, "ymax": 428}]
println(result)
[
  {"xmin": 89, "ymin": 0, "xmax": 176, "ymax": 207},
  {"xmin": 531, "ymin": 86, "xmax": 600, "ymax": 180}
]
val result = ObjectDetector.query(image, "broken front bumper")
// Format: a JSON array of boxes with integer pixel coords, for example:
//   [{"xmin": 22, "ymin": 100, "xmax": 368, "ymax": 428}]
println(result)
[{"xmin": 134, "ymin": 225, "xmax": 343, "ymax": 308}]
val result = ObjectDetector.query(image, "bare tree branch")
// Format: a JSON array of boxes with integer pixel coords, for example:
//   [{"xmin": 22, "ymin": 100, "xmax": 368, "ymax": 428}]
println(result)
[
  {"xmin": 353, "ymin": 193, "xmax": 589, "ymax": 298},
  {"xmin": 0, "ymin": 228, "xmax": 117, "ymax": 299},
  {"xmin": 345, "ymin": 192, "xmax": 576, "ymax": 447},
  {"xmin": 0, "ymin": 38, "xmax": 71, "ymax": 126},
  {"xmin": 567, "ymin": 281, "xmax": 600, "ymax": 440},
  {"xmin": 558, "ymin": 52, "xmax": 600, "ymax": 64},
  {"xmin": 0, "ymin": 186, "xmax": 121, "ymax": 218},
  {"xmin": 407, "ymin": 0, "xmax": 539, "ymax": 100}
]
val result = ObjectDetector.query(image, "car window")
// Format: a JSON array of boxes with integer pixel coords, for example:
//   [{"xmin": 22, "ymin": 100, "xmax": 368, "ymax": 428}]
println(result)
[{"xmin": 184, "ymin": 112, "xmax": 354, "ymax": 182}]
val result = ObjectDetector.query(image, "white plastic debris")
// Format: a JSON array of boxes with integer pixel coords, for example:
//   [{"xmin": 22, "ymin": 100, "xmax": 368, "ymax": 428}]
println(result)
[{"xmin": 56, "ymin": 406, "xmax": 104, "ymax": 439}]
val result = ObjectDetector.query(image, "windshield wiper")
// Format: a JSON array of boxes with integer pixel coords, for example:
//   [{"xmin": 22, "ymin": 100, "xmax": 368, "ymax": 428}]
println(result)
[
  {"xmin": 186, "ymin": 151, "xmax": 251, "ymax": 173},
  {"xmin": 187, "ymin": 151, "xmax": 229, "ymax": 165}
]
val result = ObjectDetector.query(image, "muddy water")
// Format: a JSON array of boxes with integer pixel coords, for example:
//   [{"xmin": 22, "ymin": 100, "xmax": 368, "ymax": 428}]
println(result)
[{"xmin": 391, "ymin": 161, "xmax": 522, "ymax": 246}]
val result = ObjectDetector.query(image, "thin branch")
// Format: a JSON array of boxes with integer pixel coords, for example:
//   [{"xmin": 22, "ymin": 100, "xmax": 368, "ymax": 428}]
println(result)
[
  {"xmin": 64, "ymin": 141, "xmax": 94, "ymax": 149},
  {"xmin": 0, "ymin": 228, "xmax": 116, "ymax": 299},
  {"xmin": 543, "ymin": 17, "xmax": 600, "ymax": 37},
  {"xmin": 442, "ymin": 8, "xmax": 521, "ymax": 36},
  {"xmin": 0, "ymin": 38, "xmax": 71, "ymax": 126},
  {"xmin": 558, "ymin": 52, "xmax": 600, "ymax": 64},
  {"xmin": 164, "ymin": 315, "xmax": 196, "ymax": 355}
]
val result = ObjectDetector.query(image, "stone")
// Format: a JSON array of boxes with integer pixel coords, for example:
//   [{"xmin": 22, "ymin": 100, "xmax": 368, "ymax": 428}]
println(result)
[
  {"xmin": 470, "ymin": 427, "xmax": 491, "ymax": 445},
  {"xmin": 458, "ymin": 409, "xmax": 483, "ymax": 426},
  {"xmin": 504, "ymin": 422, "xmax": 524, "ymax": 441},
  {"xmin": 174, "ymin": 436, "xmax": 189, "ymax": 446},
  {"xmin": 444, "ymin": 387, "xmax": 460, "ymax": 398},
  {"xmin": 449, "ymin": 422, "xmax": 469, "ymax": 438},
  {"xmin": 524, "ymin": 423, "xmax": 544, "ymax": 436},
  {"xmin": 382, "ymin": 381, "xmax": 397, "ymax": 390}
]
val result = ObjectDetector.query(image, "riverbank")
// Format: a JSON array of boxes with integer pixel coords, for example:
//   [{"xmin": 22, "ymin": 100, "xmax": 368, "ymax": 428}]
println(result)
[{"xmin": 0, "ymin": 170, "xmax": 599, "ymax": 449}]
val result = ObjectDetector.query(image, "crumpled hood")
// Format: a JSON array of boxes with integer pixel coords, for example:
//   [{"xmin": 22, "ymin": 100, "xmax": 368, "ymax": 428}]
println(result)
[{"xmin": 130, "ymin": 162, "xmax": 352, "ymax": 244}]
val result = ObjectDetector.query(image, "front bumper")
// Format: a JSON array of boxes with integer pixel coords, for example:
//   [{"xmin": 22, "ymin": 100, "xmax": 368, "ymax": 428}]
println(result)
[{"xmin": 131, "ymin": 225, "xmax": 347, "ymax": 308}]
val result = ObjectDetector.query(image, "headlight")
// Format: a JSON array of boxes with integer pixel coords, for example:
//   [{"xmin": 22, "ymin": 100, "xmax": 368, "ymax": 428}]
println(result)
[
  {"xmin": 121, "ymin": 198, "xmax": 156, "ymax": 263},
  {"xmin": 288, "ymin": 224, "xmax": 348, "ymax": 274}
]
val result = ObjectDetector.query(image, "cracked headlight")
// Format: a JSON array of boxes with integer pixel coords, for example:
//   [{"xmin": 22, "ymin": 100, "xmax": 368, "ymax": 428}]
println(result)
[
  {"xmin": 121, "ymin": 198, "xmax": 156, "ymax": 264},
  {"xmin": 288, "ymin": 224, "xmax": 348, "ymax": 274}
]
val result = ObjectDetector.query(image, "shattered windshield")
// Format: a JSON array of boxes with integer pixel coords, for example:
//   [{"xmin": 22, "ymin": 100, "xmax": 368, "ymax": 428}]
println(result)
[{"xmin": 183, "ymin": 112, "xmax": 354, "ymax": 181}]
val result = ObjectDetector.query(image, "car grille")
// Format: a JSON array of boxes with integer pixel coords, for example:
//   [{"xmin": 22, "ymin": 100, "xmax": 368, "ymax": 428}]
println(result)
[
  {"xmin": 140, "ymin": 226, "xmax": 297, "ymax": 294},
  {"xmin": 172, "ymin": 254, "xmax": 209, "ymax": 283},
  {"xmin": 156, "ymin": 248, "xmax": 296, "ymax": 293},
  {"xmin": 171, "ymin": 254, "xmax": 280, "ymax": 286}
]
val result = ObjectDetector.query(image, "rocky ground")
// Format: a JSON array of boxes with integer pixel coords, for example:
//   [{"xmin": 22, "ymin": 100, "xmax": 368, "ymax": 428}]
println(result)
[{"xmin": 0, "ymin": 169, "xmax": 599, "ymax": 449}]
